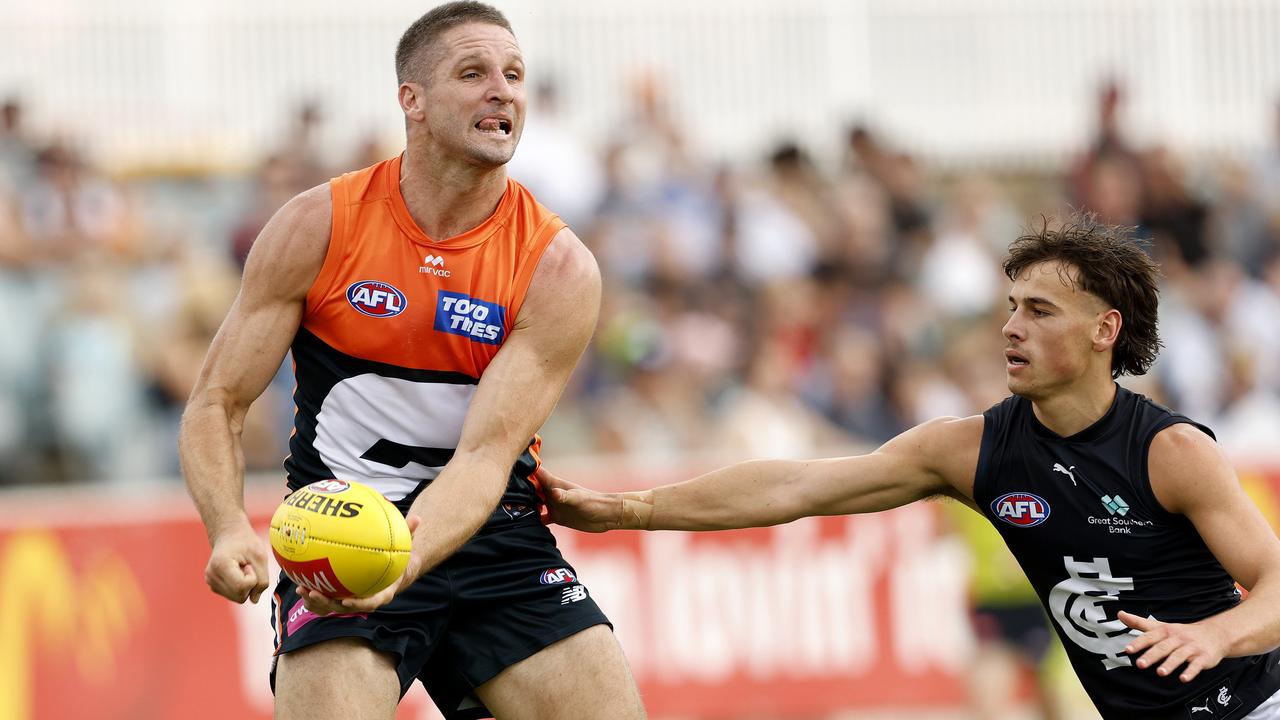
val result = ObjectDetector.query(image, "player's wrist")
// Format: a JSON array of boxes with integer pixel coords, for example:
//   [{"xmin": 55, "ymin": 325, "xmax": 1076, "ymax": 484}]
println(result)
[
  {"xmin": 208, "ymin": 512, "xmax": 254, "ymax": 546},
  {"xmin": 619, "ymin": 491, "xmax": 654, "ymax": 530}
]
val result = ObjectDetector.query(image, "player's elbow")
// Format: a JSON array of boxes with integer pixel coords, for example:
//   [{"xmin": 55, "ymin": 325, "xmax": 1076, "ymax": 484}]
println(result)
[{"xmin": 182, "ymin": 385, "xmax": 248, "ymax": 433}]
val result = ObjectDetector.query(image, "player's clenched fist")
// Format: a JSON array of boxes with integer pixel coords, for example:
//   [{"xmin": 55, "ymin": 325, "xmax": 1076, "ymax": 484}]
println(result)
[{"xmin": 205, "ymin": 520, "xmax": 270, "ymax": 604}]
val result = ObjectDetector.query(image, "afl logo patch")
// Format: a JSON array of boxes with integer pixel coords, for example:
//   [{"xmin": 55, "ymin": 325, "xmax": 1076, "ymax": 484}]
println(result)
[
  {"xmin": 539, "ymin": 568, "xmax": 577, "ymax": 585},
  {"xmin": 309, "ymin": 479, "xmax": 351, "ymax": 494},
  {"xmin": 992, "ymin": 492, "xmax": 1050, "ymax": 527},
  {"xmin": 346, "ymin": 281, "xmax": 407, "ymax": 318}
]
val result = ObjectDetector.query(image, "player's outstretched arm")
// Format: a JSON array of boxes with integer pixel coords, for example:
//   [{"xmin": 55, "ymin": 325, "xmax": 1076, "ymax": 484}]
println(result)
[
  {"xmin": 321, "ymin": 228, "xmax": 601, "ymax": 613},
  {"xmin": 544, "ymin": 415, "xmax": 982, "ymax": 532},
  {"xmin": 1120, "ymin": 424, "xmax": 1280, "ymax": 683},
  {"xmin": 179, "ymin": 185, "xmax": 331, "ymax": 605}
]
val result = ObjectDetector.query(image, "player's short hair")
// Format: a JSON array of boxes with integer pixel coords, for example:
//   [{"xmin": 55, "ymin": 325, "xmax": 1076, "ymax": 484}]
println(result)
[
  {"xmin": 395, "ymin": 1, "xmax": 514, "ymax": 84},
  {"xmin": 1003, "ymin": 213, "xmax": 1163, "ymax": 378}
]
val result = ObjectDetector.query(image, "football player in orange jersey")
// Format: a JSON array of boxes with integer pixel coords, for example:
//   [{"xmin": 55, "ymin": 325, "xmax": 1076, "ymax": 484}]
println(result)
[{"xmin": 179, "ymin": 3, "xmax": 645, "ymax": 719}]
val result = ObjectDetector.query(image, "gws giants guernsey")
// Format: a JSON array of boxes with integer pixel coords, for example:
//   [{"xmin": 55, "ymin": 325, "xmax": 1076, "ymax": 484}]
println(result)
[
  {"xmin": 974, "ymin": 385, "xmax": 1280, "ymax": 719},
  {"xmin": 284, "ymin": 155, "xmax": 563, "ymax": 514}
]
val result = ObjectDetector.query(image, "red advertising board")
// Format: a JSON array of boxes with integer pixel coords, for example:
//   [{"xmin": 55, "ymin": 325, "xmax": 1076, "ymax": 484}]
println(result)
[{"xmin": 2, "ymin": 463, "xmax": 1278, "ymax": 720}]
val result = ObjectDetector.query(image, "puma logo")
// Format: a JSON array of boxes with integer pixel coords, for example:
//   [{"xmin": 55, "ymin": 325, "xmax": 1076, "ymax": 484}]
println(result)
[
  {"xmin": 1053, "ymin": 463, "xmax": 1077, "ymax": 486},
  {"xmin": 1191, "ymin": 699, "xmax": 1214, "ymax": 714}
]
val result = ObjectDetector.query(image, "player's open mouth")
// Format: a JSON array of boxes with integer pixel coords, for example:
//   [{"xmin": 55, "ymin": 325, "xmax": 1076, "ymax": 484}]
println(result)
[
  {"xmin": 475, "ymin": 117, "xmax": 512, "ymax": 135},
  {"xmin": 1005, "ymin": 349, "xmax": 1029, "ymax": 366}
]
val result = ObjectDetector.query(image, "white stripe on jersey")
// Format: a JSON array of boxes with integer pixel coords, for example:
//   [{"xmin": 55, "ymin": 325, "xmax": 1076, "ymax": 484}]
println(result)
[{"xmin": 314, "ymin": 374, "xmax": 475, "ymax": 498}]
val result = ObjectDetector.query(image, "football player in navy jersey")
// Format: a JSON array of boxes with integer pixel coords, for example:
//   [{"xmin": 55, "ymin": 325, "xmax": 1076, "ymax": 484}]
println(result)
[{"xmin": 545, "ymin": 215, "xmax": 1280, "ymax": 720}]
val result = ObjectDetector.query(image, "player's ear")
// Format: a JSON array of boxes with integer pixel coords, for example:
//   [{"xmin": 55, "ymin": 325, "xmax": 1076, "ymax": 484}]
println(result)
[
  {"xmin": 399, "ymin": 82, "xmax": 426, "ymax": 122},
  {"xmin": 1093, "ymin": 308, "xmax": 1122, "ymax": 352}
]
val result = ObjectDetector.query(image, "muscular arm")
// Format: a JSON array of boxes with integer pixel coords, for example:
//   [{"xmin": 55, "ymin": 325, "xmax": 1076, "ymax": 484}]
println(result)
[
  {"xmin": 178, "ymin": 185, "xmax": 331, "ymax": 603},
  {"xmin": 546, "ymin": 416, "xmax": 984, "ymax": 532},
  {"xmin": 404, "ymin": 228, "xmax": 600, "ymax": 568},
  {"xmin": 1121, "ymin": 424, "xmax": 1280, "ymax": 681}
]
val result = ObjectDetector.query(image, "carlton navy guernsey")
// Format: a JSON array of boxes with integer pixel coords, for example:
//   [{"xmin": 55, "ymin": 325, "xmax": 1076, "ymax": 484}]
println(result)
[{"xmin": 973, "ymin": 385, "xmax": 1280, "ymax": 719}]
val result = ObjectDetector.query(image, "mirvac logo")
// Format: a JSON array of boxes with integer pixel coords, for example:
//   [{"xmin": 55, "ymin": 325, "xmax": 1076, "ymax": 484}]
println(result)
[
  {"xmin": 435, "ymin": 291, "xmax": 506, "ymax": 345},
  {"xmin": 991, "ymin": 491, "xmax": 1050, "ymax": 527}
]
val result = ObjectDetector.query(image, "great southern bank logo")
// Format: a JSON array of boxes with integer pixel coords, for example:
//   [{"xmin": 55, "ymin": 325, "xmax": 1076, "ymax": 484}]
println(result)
[
  {"xmin": 992, "ymin": 491, "xmax": 1051, "ymax": 527},
  {"xmin": 435, "ymin": 291, "xmax": 506, "ymax": 345},
  {"xmin": 346, "ymin": 280, "xmax": 407, "ymax": 318}
]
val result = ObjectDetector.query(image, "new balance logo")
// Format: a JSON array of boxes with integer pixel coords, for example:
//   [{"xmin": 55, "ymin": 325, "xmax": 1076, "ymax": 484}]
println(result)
[
  {"xmin": 419, "ymin": 254, "xmax": 451, "ymax": 277},
  {"xmin": 1053, "ymin": 463, "xmax": 1077, "ymax": 486},
  {"xmin": 561, "ymin": 585, "xmax": 588, "ymax": 605}
]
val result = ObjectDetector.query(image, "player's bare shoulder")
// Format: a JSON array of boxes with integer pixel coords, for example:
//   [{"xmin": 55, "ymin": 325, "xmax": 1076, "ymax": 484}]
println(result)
[
  {"xmin": 904, "ymin": 414, "xmax": 986, "ymax": 500},
  {"xmin": 517, "ymin": 226, "xmax": 601, "ymax": 331},
  {"xmin": 240, "ymin": 183, "xmax": 334, "ymax": 302},
  {"xmin": 534, "ymin": 227, "xmax": 600, "ymax": 292},
  {"xmin": 1147, "ymin": 422, "xmax": 1230, "ymax": 515}
]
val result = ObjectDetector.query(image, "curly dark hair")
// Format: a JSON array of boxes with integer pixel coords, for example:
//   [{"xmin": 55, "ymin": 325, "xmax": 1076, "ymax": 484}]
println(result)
[
  {"xmin": 1003, "ymin": 213, "xmax": 1163, "ymax": 378},
  {"xmin": 395, "ymin": 2, "xmax": 514, "ymax": 84}
]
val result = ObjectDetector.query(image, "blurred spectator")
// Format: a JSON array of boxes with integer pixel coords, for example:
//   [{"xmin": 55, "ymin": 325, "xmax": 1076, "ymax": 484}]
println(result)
[
  {"xmin": 767, "ymin": 141, "xmax": 847, "ymax": 268},
  {"xmin": 1210, "ymin": 159, "xmax": 1276, "ymax": 276},
  {"xmin": 228, "ymin": 154, "xmax": 304, "ymax": 268},
  {"xmin": 43, "ymin": 259, "xmax": 155, "ymax": 481},
  {"xmin": 1139, "ymin": 147, "xmax": 1210, "ymax": 267},
  {"xmin": 800, "ymin": 325, "xmax": 903, "ymax": 444},
  {"xmin": 19, "ymin": 143, "xmax": 133, "ymax": 262},
  {"xmin": 712, "ymin": 349, "xmax": 848, "ymax": 456},
  {"xmin": 1069, "ymin": 79, "xmax": 1142, "ymax": 209},
  {"xmin": 508, "ymin": 78, "xmax": 605, "ymax": 230},
  {"xmin": 0, "ymin": 96, "xmax": 35, "ymax": 187},
  {"xmin": 279, "ymin": 99, "xmax": 330, "ymax": 190},
  {"xmin": 728, "ymin": 175, "xmax": 819, "ymax": 284},
  {"xmin": 916, "ymin": 176, "xmax": 1006, "ymax": 320}
]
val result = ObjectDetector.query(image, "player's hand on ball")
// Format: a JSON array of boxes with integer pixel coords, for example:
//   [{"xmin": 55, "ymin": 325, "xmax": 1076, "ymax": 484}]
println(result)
[
  {"xmin": 299, "ymin": 515, "xmax": 423, "ymax": 615},
  {"xmin": 1120, "ymin": 610, "xmax": 1227, "ymax": 683},
  {"xmin": 205, "ymin": 518, "xmax": 270, "ymax": 604}
]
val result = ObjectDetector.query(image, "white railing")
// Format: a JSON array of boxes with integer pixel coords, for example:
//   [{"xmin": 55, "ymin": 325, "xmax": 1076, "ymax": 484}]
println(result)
[{"xmin": 0, "ymin": 0, "xmax": 1277, "ymax": 171}]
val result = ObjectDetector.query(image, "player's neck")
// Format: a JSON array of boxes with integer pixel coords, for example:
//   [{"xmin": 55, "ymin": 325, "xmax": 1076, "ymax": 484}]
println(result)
[
  {"xmin": 1030, "ymin": 378, "xmax": 1118, "ymax": 438},
  {"xmin": 398, "ymin": 150, "xmax": 508, "ymax": 241}
]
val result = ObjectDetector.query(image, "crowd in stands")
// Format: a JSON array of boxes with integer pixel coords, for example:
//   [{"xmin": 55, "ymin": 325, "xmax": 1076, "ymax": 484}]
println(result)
[{"xmin": 1, "ymin": 79, "xmax": 1278, "ymax": 485}]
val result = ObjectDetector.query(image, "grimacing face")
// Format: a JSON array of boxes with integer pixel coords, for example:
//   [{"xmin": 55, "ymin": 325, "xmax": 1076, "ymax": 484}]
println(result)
[
  {"xmin": 405, "ymin": 22, "xmax": 525, "ymax": 167},
  {"xmin": 1001, "ymin": 261, "xmax": 1117, "ymax": 400}
]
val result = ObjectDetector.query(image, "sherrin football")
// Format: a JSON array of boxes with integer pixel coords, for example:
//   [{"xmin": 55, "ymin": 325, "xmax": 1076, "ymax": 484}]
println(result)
[{"xmin": 270, "ymin": 479, "xmax": 411, "ymax": 598}]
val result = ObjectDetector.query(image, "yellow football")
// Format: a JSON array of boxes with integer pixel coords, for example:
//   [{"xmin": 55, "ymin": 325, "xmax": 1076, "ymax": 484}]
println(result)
[{"xmin": 269, "ymin": 479, "xmax": 411, "ymax": 599}]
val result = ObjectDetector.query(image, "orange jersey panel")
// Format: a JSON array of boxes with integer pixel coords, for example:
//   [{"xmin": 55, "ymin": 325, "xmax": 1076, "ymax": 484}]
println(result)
[
  {"xmin": 283, "ymin": 155, "xmax": 561, "ymax": 507},
  {"xmin": 303, "ymin": 154, "xmax": 565, "ymax": 378}
]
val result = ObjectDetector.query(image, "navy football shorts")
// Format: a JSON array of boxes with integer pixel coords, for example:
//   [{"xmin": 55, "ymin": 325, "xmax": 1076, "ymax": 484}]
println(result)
[{"xmin": 269, "ymin": 510, "xmax": 611, "ymax": 720}]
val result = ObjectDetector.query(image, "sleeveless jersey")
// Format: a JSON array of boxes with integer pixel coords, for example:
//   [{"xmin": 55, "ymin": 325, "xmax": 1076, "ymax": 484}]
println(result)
[
  {"xmin": 974, "ymin": 385, "xmax": 1280, "ymax": 719},
  {"xmin": 283, "ymin": 154, "xmax": 564, "ymax": 515}
]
